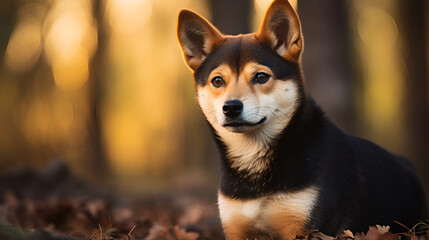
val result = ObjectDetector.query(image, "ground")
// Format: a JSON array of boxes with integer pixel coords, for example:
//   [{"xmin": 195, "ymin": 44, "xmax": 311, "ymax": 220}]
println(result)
[{"xmin": 0, "ymin": 162, "xmax": 427, "ymax": 240}]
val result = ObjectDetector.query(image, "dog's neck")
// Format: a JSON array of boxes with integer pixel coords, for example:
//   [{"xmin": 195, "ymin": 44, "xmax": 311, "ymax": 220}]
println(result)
[{"xmin": 213, "ymin": 111, "xmax": 294, "ymax": 178}]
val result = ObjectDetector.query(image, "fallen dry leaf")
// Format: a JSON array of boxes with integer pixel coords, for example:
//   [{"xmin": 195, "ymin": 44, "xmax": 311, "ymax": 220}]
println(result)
[
  {"xmin": 341, "ymin": 229, "xmax": 355, "ymax": 239},
  {"xmin": 173, "ymin": 225, "xmax": 199, "ymax": 240}
]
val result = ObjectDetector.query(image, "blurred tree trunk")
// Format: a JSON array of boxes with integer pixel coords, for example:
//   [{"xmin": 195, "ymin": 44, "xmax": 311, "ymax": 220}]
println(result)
[
  {"xmin": 298, "ymin": 0, "xmax": 356, "ymax": 132},
  {"xmin": 398, "ymin": 0, "xmax": 429, "ymax": 195},
  {"xmin": 88, "ymin": 0, "xmax": 109, "ymax": 176},
  {"xmin": 208, "ymin": 0, "xmax": 251, "ymax": 35}
]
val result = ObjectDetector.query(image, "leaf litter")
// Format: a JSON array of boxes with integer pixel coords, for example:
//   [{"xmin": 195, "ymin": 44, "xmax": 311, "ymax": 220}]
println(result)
[{"xmin": 0, "ymin": 162, "xmax": 427, "ymax": 240}]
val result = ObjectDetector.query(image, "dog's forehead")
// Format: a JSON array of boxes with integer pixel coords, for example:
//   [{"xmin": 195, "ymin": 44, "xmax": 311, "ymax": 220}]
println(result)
[{"xmin": 194, "ymin": 35, "xmax": 299, "ymax": 85}]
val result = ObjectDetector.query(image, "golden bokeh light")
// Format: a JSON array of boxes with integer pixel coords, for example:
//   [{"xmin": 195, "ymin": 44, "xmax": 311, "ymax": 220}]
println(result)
[
  {"xmin": 353, "ymin": 0, "xmax": 405, "ymax": 149},
  {"xmin": 357, "ymin": 5, "xmax": 399, "ymax": 50},
  {"xmin": 107, "ymin": 0, "xmax": 153, "ymax": 35},
  {"xmin": 44, "ymin": 0, "xmax": 97, "ymax": 91},
  {"xmin": 52, "ymin": 92, "xmax": 75, "ymax": 135},
  {"xmin": 102, "ymin": 0, "xmax": 208, "ymax": 176},
  {"xmin": 5, "ymin": 3, "xmax": 45, "ymax": 72},
  {"xmin": 23, "ymin": 98, "xmax": 53, "ymax": 143},
  {"xmin": 253, "ymin": 0, "xmax": 297, "ymax": 31},
  {"xmin": 52, "ymin": 50, "xmax": 89, "ymax": 91},
  {"xmin": 255, "ymin": 0, "xmax": 297, "ymax": 11},
  {"xmin": 103, "ymin": 111, "xmax": 147, "ymax": 173}
]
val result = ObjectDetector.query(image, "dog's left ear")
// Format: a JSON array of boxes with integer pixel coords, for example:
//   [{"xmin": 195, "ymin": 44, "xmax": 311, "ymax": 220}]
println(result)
[
  {"xmin": 257, "ymin": 0, "xmax": 303, "ymax": 62},
  {"xmin": 177, "ymin": 10, "xmax": 224, "ymax": 71}
]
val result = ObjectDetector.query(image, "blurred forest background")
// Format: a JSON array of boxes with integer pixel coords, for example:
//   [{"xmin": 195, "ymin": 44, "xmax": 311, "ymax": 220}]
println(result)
[{"xmin": 0, "ymin": 0, "xmax": 428, "ymax": 199}]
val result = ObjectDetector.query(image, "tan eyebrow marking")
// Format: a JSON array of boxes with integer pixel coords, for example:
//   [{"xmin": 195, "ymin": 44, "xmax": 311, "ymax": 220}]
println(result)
[
  {"xmin": 241, "ymin": 62, "xmax": 275, "ymax": 81},
  {"xmin": 208, "ymin": 64, "xmax": 234, "ymax": 81}
]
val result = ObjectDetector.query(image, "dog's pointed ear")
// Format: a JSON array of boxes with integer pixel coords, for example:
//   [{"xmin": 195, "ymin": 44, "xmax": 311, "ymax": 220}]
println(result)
[
  {"xmin": 256, "ymin": 0, "xmax": 303, "ymax": 62},
  {"xmin": 177, "ymin": 10, "xmax": 224, "ymax": 71}
]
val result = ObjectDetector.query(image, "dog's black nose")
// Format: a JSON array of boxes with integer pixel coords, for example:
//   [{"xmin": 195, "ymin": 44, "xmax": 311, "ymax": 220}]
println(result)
[{"xmin": 223, "ymin": 100, "xmax": 243, "ymax": 118}]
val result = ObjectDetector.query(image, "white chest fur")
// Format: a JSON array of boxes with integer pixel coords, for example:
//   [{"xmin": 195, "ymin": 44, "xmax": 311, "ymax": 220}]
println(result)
[{"xmin": 218, "ymin": 186, "xmax": 319, "ymax": 239}]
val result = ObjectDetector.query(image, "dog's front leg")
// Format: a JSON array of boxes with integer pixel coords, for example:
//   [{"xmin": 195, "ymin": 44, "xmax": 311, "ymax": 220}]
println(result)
[
  {"xmin": 264, "ymin": 212, "xmax": 307, "ymax": 240},
  {"xmin": 218, "ymin": 193, "xmax": 255, "ymax": 239},
  {"xmin": 221, "ymin": 220, "xmax": 252, "ymax": 240}
]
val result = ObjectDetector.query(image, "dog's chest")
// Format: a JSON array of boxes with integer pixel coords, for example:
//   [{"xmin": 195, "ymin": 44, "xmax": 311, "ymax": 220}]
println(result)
[{"xmin": 218, "ymin": 187, "xmax": 319, "ymax": 238}]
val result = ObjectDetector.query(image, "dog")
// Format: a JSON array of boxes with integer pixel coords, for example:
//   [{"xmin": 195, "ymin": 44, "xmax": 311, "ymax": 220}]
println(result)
[{"xmin": 176, "ymin": 0, "xmax": 428, "ymax": 239}]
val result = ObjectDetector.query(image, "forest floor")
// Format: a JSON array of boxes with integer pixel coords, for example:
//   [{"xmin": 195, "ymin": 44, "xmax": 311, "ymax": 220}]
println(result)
[
  {"xmin": 0, "ymin": 162, "xmax": 223, "ymax": 240},
  {"xmin": 0, "ymin": 162, "xmax": 427, "ymax": 240}
]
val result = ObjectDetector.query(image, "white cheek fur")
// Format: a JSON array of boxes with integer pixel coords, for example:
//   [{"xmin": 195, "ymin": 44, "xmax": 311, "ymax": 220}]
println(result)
[{"xmin": 197, "ymin": 88, "xmax": 223, "ymax": 126}]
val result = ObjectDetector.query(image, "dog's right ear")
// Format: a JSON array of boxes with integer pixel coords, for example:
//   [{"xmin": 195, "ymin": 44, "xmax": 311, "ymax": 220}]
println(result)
[{"xmin": 177, "ymin": 10, "xmax": 224, "ymax": 71}]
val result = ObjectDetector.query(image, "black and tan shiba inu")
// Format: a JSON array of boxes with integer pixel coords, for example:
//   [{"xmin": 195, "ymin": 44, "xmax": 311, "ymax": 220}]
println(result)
[{"xmin": 176, "ymin": 0, "xmax": 427, "ymax": 239}]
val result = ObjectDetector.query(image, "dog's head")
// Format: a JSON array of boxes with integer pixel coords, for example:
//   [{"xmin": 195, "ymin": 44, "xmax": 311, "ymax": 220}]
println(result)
[{"xmin": 177, "ymin": 0, "xmax": 305, "ymax": 138}]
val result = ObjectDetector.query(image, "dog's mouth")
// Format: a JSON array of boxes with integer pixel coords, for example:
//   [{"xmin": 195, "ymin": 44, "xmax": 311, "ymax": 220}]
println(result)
[{"xmin": 223, "ymin": 117, "xmax": 267, "ymax": 132}]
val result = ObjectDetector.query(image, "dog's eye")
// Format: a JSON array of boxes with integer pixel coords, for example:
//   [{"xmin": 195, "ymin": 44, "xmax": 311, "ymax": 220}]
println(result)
[
  {"xmin": 253, "ymin": 72, "xmax": 270, "ymax": 84},
  {"xmin": 211, "ymin": 76, "xmax": 224, "ymax": 88}
]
